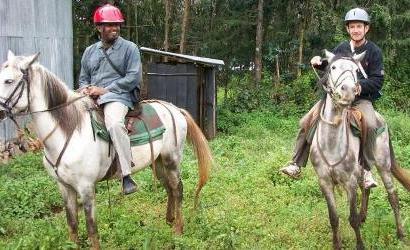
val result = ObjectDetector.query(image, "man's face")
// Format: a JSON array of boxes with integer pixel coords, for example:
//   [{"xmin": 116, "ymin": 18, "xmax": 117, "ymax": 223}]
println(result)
[
  {"xmin": 97, "ymin": 23, "xmax": 121, "ymax": 43},
  {"xmin": 346, "ymin": 21, "xmax": 369, "ymax": 42}
]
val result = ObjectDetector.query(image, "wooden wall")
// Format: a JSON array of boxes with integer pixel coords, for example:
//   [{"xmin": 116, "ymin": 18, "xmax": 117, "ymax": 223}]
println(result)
[{"xmin": 0, "ymin": 0, "xmax": 73, "ymax": 141}]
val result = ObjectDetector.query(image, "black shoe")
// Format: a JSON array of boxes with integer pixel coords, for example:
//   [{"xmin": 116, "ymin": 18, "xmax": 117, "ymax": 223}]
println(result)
[{"xmin": 122, "ymin": 175, "xmax": 138, "ymax": 195}]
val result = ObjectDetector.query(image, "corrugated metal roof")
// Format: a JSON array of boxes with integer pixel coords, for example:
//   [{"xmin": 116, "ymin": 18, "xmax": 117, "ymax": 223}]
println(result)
[{"xmin": 140, "ymin": 47, "xmax": 225, "ymax": 67}]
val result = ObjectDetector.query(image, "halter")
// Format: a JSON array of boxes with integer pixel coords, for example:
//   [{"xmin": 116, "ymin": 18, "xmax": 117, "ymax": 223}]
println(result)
[
  {"xmin": 0, "ymin": 69, "xmax": 30, "ymax": 125},
  {"xmin": 313, "ymin": 56, "xmax": 360, "ymax": 107}
]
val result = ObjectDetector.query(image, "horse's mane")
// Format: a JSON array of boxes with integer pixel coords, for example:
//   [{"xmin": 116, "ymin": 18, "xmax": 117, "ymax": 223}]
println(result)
[{"xmin": 32, "ymin": 64, "xmax": 92, "ymax": 137}]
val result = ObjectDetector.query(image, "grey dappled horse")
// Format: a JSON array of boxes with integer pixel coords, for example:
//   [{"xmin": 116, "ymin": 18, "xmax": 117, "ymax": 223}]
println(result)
[
  {"xmin": 0, "ymin": 51, "xmax": 212, "ymax": 249},
  {"xmin": 310, "ymin": 50, "xmax": 410, "ymax": 249}
]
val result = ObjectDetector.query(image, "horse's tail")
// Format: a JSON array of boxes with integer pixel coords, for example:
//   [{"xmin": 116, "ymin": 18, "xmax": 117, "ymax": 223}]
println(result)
[
  {"xmin": 389, "ymin": 138, "xmax": 410, "ymax": 191},
  {"xmin": 179, "ymin": 108, "xmax": 212, "ymax": 207}
]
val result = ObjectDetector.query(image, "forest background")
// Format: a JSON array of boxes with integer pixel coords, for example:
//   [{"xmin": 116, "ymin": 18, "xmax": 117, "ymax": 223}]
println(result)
[{"xmin": 73, "ymin": 0, "xmax": 410, "ymax": 115}]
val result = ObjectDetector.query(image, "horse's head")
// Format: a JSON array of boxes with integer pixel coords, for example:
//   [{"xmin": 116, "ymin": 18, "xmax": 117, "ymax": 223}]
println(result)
[
  {"xmin": 0, "ymin": 51, "xmax": 39, "ymax": 120},
  {"xmin": 322, "ymin": 50, "xmax": 365, "ymax": 107}
]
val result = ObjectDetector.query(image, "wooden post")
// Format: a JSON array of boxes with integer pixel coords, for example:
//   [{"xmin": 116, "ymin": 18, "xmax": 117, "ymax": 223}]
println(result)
[{"xmin": 203, "ymin": 67, "xmax": 216, "ymax": 139}]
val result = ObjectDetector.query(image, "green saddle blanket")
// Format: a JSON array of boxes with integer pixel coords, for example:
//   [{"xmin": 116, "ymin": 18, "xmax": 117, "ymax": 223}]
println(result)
[{"xmin": 90, "ymin": 103, "xmax": 166, "ymax": 146}]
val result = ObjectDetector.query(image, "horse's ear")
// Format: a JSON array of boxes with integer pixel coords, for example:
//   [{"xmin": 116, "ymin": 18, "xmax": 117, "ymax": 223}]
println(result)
[
  {"xmin": 324, "ymin": 49, "xmax": 335, "ymax": 62},
  {"xmin": 20, "ymin": 52, "xmax": 40, "ymax": 70},
  {"xmin": 7, "ymin": 50, "xmax": 15, "ymax": 61},
  {"xmin": 353, "ymin": 51, "xmax": 366, "ymax": 62}
]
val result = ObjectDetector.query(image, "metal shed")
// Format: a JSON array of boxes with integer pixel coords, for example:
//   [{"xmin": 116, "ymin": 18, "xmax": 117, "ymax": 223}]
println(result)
[
  {"xmin": 140, "ymin": 47, "xmax": 224, "ymax": 139},
  {"xmin": 0, "ymin": 0, "xmax": 73, "ymax": 141}
]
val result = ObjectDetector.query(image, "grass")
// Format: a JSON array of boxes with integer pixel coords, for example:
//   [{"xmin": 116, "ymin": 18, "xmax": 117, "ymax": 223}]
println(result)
[{"xmin": 0, "ymin": 108, "xmax": 409, "ymax": 249}]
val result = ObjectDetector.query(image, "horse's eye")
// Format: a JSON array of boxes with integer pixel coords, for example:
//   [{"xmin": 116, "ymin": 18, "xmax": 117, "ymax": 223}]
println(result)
[
  {"xmin": 332, "ymin": 66, "xmax": 336, "ymax": 70},
  {"xmin": 5, "ymin": 79, "xmax": 14, "ymax": 84}
]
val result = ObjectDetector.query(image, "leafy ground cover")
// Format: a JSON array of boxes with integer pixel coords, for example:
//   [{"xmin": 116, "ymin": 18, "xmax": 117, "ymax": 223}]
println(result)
[{"xmin": 0, "ymin": 109, "xmax": 409, "ymax": 249}]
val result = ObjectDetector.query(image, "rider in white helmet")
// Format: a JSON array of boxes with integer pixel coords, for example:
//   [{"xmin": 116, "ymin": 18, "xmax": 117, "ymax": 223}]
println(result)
[{"xmin": 280, "ymin": 8, "xmax": 383, "ymax": 189}]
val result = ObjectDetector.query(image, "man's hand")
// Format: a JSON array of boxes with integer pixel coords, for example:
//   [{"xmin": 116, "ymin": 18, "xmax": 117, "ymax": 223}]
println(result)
[
  {"xmin": 310, "ymin": 56, "xmax": 322, "ymax": 66},
  {"xmin": 355, "ymin": 83, "xmax": 362, "ymax": 96},
  {"xmin": 80, "ymin": 86, "xmax": 108, "ymax": 97}
]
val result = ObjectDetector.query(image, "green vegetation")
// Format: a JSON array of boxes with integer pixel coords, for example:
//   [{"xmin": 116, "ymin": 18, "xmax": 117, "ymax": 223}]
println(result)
[{"xmin": 1, "ymin": 105, "xmax": 409, "ymax": 249}]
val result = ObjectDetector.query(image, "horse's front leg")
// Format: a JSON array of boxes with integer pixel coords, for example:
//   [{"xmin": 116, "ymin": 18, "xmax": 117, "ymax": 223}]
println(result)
[
  {"xmin": 80, "ymin": 186, "xmax": 100, "ymax": 250},
  {"xmin": 58, "ymin": 182, "xmax": 79, "ymax": 245},
  {"xmin": 358, "ymin": 176, "xmax": 370, "ymax": 225},
  {"xmin": 347, "ymin": 181, "xmax": 364, "ymax": 250},
  {"xmin": 319, "ymin": 180, "xmax": 341, "ymax": 250}
]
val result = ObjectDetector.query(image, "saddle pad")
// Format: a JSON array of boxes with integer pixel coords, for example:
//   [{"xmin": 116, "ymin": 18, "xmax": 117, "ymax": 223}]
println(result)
[{"xmin": 90, "ymin": 103, "xmax": 166, "ymax": 146}]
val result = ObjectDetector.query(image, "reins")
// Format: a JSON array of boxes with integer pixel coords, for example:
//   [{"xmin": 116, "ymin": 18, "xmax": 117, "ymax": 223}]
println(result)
[{"xmin": 316, "ymin": 104, "xmax": 351, "ymax": 167}]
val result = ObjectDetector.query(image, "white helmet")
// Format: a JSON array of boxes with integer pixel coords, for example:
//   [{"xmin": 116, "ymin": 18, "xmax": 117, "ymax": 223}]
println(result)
[{"xmin": 345, "ymin": 8, "xmax": 370, "ymax": 24}]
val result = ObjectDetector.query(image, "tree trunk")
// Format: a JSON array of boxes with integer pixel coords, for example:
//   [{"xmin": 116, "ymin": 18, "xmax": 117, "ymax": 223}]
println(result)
[
  {"xmin": 254, "ymin": 0, "xmax": 264, "ymax": 87},
  {"xmin": 164, "ymin": 0, "xmax": 171, "ymax": 52},
  {"xmin": 179, "ymin": 0, "xmax": 191, "ymax": 54},
  {"xmin": 274, "ymin": 54, "xmax": 280, "ymax": 87},
  {"xmin": 297, "ymin": 20, "xmax": 305, "ymax": 77},
  {"xmin": 134, "ymin": 0, "xmax": 139, "ymax": 44}
]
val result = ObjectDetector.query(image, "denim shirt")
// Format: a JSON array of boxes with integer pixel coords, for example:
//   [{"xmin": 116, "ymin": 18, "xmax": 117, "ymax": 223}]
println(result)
[{"xmin": 79, "ymin": 37, "xmax": 142, "ymax": 108}]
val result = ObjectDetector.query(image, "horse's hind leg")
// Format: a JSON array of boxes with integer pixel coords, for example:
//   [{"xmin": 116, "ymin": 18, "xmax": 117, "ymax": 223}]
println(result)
[
  {"xmin": 79, "ymin": 186, "xmax": 100, "ymax": 250},
  {"xmin": 378, "ymin": 168, "xmax": 404, "ymax": 239},
  {"xmin": 58, "ymin": 182, "xmax": 79, "ymax": 245},
  {"xmin": 319, "ymin": 181, "xmax": 342, "ymax": 249},
  {"xmin": 160, "ymin": 154, "xmax": 184, "ymax": 235},
  {"xmin": 346, "ymin": 182, "xmax": 365, "ymax": 250},
  {"xmin": 375, "ymin": 134, "xmax": 405, "ymax": 239},
  {"xmin": 153, "ymin": 159, "xmax": 176, "ymax": 225}
]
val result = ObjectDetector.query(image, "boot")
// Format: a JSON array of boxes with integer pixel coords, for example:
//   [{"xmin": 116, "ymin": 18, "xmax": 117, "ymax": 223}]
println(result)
[
  {"xmin": 280, "ymin": 162, "xmax": 301, "ymax": 179},
  {"xmin": 122, "ymin": 175, "xmax": 138, "ymax": 195}
]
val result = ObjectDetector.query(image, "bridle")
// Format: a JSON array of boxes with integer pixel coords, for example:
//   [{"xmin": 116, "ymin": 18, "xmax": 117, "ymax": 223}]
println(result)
[
  {"xmin": 323, "ymin": 57, "xmax": 360, "ymax": 105},
  {"xmin": 0, "ymin": 68, "xmax": 30, "ymax": 124},
  {"xmin": 0, "ymin": 66, "xmax": 85, "ymax": 128}
]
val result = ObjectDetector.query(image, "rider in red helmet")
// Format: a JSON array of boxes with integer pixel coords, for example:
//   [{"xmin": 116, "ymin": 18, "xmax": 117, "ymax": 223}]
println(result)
[
  {"xmin": 280, "ymin": 8, "xmax": 384, "ymax": 189},
  {"xmin": 79, "ymin": 4, "xmax": 142, "ymax": 195}
]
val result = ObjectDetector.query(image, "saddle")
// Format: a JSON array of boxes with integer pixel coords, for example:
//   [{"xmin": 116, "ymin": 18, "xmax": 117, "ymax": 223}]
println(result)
[
  {"xmin": 89, "ymin": 102, "xmax": 166, "ymax": 146},
  {"xmin": 305, "ymin": 101, "xmax": 385, "ymax": 145}
]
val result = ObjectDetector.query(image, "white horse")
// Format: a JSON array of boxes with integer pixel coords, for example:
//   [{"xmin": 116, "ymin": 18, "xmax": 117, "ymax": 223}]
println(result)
[
  {"xmin": 0, "ymin": 51, "xmax": 212, "ymax": 249},
  {"xmin": 310, "ymin": 50, "xmax": 410, "ymax": 249}
]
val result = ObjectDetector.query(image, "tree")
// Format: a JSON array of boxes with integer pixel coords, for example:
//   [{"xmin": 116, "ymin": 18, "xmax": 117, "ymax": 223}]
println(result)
[
  {"xmin": 254, "ymin": 0, "xmax": 264, "ymax": 86},
  {"xmin": 180, "ymin": 0, "xmax": 191, "ymax": 54},
  {"xmin": 163, "ymin": 0, "xmax": 172, "ymax": 52}
]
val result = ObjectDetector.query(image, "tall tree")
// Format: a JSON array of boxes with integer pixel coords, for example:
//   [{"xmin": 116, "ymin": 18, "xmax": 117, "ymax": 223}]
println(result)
[
  {"xmin": 180, "ymin": 0, "xmax": 191, "ymax": 54},
  {"xmin": 254, "ymin": 0, "xmax": 264, "ymax": 86},
  {"xmin": 164, "ymin": 0, "xmax": 172, "ymax": 52}
]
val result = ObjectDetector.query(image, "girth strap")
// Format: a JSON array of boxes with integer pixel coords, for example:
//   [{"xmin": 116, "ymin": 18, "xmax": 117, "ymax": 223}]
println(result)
[{"xmin": 137, "ymin": 115, "xmax": 158, "ymax": 182}]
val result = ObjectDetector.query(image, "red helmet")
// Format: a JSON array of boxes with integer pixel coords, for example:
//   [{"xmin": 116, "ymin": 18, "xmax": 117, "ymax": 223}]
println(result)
[{"xmin": 93, "ymin": 4, "xmax": 124, "ymax": 24}]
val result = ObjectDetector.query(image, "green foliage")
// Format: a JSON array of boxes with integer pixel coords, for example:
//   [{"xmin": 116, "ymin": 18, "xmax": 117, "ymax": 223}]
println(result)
[{"xmin": 0, "ymin": 153, "xmax": 62, "ymax": 220}]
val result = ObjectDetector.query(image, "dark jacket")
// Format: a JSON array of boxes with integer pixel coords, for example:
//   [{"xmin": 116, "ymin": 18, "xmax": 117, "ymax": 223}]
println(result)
[{"xmin": 318, "ymin": 40, "xmax": 384, "ymax": 101}]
